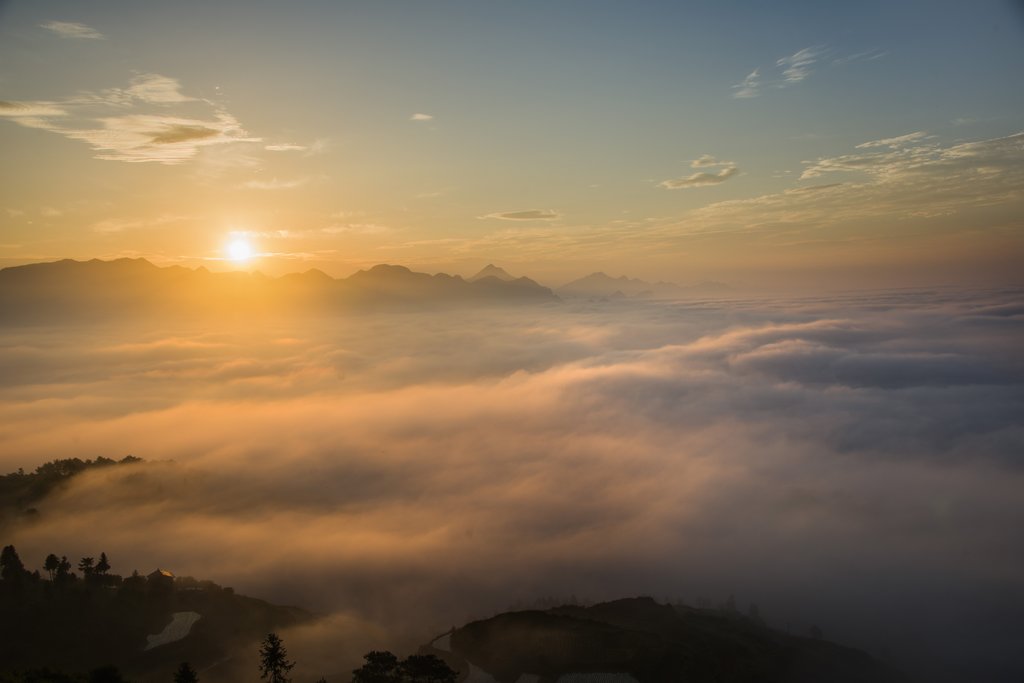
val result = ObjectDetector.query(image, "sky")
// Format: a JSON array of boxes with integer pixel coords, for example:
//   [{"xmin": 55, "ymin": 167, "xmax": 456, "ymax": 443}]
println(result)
[{"xmin": 1, "ymin": 0, "xmax": 1022, "ymax": 288}]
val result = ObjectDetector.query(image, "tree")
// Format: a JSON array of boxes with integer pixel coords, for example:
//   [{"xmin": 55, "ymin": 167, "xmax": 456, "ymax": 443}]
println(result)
[
  {"xmin": 400, "ymin": 654, "xmax": 457, "ymax": 683},
  {"xmin": 352, "ymin": 651, "xmax": 400, "ymax": 683},
  {"xmin": 44, "ymin": 553, "xmax": 60, "ymax": 581},
  {"xmin": 78, "ymin": 556, "xmax": 95, "ymax": 578},
  {"xmin": 173, "ymin": 662, "xmax": 198, "ymax": 683},
  {"xmin": 1, "ymin": 545, "xmax": 28, "ymax": 583},
  {"xmin": 87, "ymin": 666, "xmax": 129, "ymax": 683},
  {"xmin": 96, "ymin": 552, "xmax": 111, "ymax": 575},
  {"xmin": 258, "ymin": 633, "xmax": 295, "ymax": 683},
  {"xmin": 55, "ymin": 555, "xmax": 74, "ymax": 584},
  {"xmin": 352, "ymin": 651, "xmax": 457, "ymax": 683}
]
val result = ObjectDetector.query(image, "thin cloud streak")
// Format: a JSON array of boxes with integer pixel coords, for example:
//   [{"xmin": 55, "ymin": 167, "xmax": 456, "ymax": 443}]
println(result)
[
  {"xmin": 40, "ymin": 21, "xmax": 105, "ymax": 40},
  {"xmin": 777, "ymin": 45, "xmax": 826, "ymax": 83},
  {"xmin": 733, "ymin": 45, "xmax": 883, "ymax": 98},
  {"xmin": 731, "ymin": 69, "xmax": 761, "ymax": 98},
  {"xmin": 0, "ymin": 74, "xmax": 257, "ymax": 164},
  {"xmin": 480, "ymin": 209, "xmax": 561, "ymax": 221},
  {"xmin": 659, "ymin": 166, "xmax": 739, "ymax": 189}
]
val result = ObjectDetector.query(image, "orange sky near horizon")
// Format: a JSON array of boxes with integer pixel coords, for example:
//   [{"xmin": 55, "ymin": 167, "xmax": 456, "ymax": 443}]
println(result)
[{"xmin": 1, "ymin": 1, "xmax": 1022, "ymax": 290}]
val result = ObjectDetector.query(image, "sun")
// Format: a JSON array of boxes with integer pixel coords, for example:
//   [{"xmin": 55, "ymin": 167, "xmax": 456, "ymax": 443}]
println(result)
[{"xmin": 227, "ymin": 238, "xmax": 254, "ymax": 262}]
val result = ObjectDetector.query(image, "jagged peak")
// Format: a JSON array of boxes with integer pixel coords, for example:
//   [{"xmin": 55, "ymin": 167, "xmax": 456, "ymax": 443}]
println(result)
[{"xmin": 468, "ymin": 263, "xmax": 516, "ymax": 282}]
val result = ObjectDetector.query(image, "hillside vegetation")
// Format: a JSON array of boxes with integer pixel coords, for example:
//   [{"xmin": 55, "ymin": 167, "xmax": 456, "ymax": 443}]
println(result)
[
  {"xmin": 0, "ymin": 456, "xmax": 142, "ymax": 524},
  {"xmin": 0, "ymin": 544, "xmax": 309, "ymax": 682},
  {"xmin": 450, "ymin": 597, "xmax": 910, "ymax": 683}
]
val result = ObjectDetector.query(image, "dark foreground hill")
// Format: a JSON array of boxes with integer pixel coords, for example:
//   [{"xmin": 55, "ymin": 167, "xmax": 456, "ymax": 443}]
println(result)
[
  {"xmin": 446, "ymin": 597, "xmax": 909, "ymax": 683},
  {"xmin": 0, "ymin": 258, "xmax": 557, "ymax": 324},
  {"xmin": 0, "ymin": 550, "xmax": 310, "ymax": 683},
  {"xmin": 1, "ymin": 459, "xmax": 310, "ymax": 683}
]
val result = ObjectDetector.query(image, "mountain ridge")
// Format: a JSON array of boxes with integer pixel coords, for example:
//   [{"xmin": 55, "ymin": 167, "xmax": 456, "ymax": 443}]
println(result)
[
  {"xmin": 0, "ymin": 258, "xmax": 558, "ymax": 323},
  {"xmin": 468, "ymin": 264, "xmax": 517, "ymax": 283}
]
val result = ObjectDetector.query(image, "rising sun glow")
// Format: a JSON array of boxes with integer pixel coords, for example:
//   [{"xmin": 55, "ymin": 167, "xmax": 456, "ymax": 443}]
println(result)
[{"xmin": 227, "ymin": 238, "xmax": 253, "ymax": 262}]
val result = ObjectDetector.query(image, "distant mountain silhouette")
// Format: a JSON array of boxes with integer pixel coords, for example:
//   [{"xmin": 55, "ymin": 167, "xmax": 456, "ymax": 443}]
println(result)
[
  {"xmin": 444, "ymin": 597, "xmax": 910, "ymax": 683},
  {"xmin": 558, "ymin": 272, "xmax": 731, "ymax": 300},
  {"xmin": 0, "ymin": 258, "xmax": 558, "ymax": 323},
  {"xmin": 468, "ymin": 264, "xmax": 517, "ymax": 282}
]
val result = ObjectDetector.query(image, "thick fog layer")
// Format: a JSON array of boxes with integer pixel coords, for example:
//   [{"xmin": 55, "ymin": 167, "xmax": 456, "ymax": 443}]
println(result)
[{"xmin": 1, "ymin": 289, "xmax": 1022, "ymax": 681}]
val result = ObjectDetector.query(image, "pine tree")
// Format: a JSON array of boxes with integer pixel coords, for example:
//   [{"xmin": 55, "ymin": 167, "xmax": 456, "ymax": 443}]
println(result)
[
  {"xmin": 1, "ymin": 545, "xmax": 28, "ymax": 583},
  {"xmin": 173, "ymin": 662, "xmax": 198, "ymax": 683},
  {"xmin": 258, "ymin": 633, "xmax": 295, "ymax": 683},
  {"xmin": 96, "ymin": 552, "xmax": 111, "ymax": 575}
]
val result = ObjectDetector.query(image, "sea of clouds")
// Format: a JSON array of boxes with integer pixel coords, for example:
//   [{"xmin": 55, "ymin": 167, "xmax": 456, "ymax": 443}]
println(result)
[{"xmin": 1, "ymin": 289, "xmax": 1022, "ymax": 681}]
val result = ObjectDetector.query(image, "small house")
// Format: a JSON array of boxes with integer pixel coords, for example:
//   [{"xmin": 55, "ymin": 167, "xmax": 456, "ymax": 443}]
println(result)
[{"xmin": 147, "ymin": 568, "xmax": 174, "ymax": 590}]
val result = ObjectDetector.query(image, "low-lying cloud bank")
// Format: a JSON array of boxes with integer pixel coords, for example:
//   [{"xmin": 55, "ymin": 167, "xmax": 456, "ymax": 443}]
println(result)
[{"xmin": 1, "ymin": 289, "xmax": 1022, "ymax": 681}]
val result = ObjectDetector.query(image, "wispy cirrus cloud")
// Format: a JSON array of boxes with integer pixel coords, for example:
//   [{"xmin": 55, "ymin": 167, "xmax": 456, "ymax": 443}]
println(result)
[
  {"xmin": 800, "ymin": 130, "xmax": 1023, "ymax": 181},
  {"xmin": 660, "ymin": 166, "xmax": 739, "ymax": 189},
  {"xmin": 0, "ymin": 100, "xmax": 69, "ymax": 129},
  {"xmin": 855, "ymin": 131, "xmax": 931, "ymax": 149},
  {"xmin": 265, "ymin": 143, "xmax": 308, "ymax": 152},
  {"xmin": 410, "ymin": 113, "xmax": 434, "ymax": 121},
  {"xmin": 732, "ymin": 46, "xmax": 826, "ymax": 98},
  {"xmin": 731, "ymin": 69, "xmax": 761, "ymax": 99},
  {"xmin": 62, "ymin": 112, "xmax": 258, "ymax": 164},
  {"xmin": 660, "ymin": 155, "xmax": 739, "ymax": 189},
  {"xmin": 480, "ymin": 209, "xmax": 561, "ymax": 221},
  {"xmin": 777, "ymin": 45, "xmax": 826, "ymax": 83},
  {"xmin": 664, "ymin": 131, "xmax": 1024, "ymax": 245},
  {"xmin": 91, "ymin": 213, "xmax": 193, "ymax": 234},
  {"xmin": 240, "ymin": 177, "xmax": 309, "ymax": 190},
  {"xmin": 733, "ymin": 45, "xmax": 884, "ymax": 99},
  {"xmin": 322, "ymin": 222, "xmax": 392, "ymax": 235},
  {"xmin": 123, "ymin": 74, "xmax": 195, "ymax": 104},
  {"xmin": 40, "ymin": 20, "xmax": 104, "ymax": 40},
  {"xmin": 832, "ymin": 48, "xmax": 887, "ymax": 65},
  {"xmin": 0, "ymin": 74, "xmax": 258, "ymax": 164}
]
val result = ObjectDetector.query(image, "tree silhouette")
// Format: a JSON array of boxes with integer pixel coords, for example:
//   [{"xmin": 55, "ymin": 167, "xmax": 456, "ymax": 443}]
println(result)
[
  {"xmin": 44, "ymin": 553, "xmax": 60, "ymax": 581},
  {"xmin": 352, "ymin": 650, "xmax": 400, "ymax": 683},
  {"xmin": 173, "ymin": 661, "xmax": 199, "ymax": 683},
  {"xmin": 56, "ymin": 555, "xmax": 74, "ymax": 584},
  {"xmin": 1, "ymin": 545, "xmax": 28, "ymax": 583},
  {"xmin": 352, "ymin": 651, "xmax": 457, "ymax": 683},
  {"xmin": 400, "ymin": 654, "xmax": 457, "ymax": 683},
  {"xmin": 96, "ymin": 552, "xmax": 111, "ymax": 575},
  {"xmin": 78, "ymin": 557, "xmax": 95, "ymax": 578},
  {"xmin": 258, "ymin": 633, "xmax": 295, "ymax": 683},
  {"xmin": 87, "ymin": 665, "xmax": 129, "ymax": 683}
]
